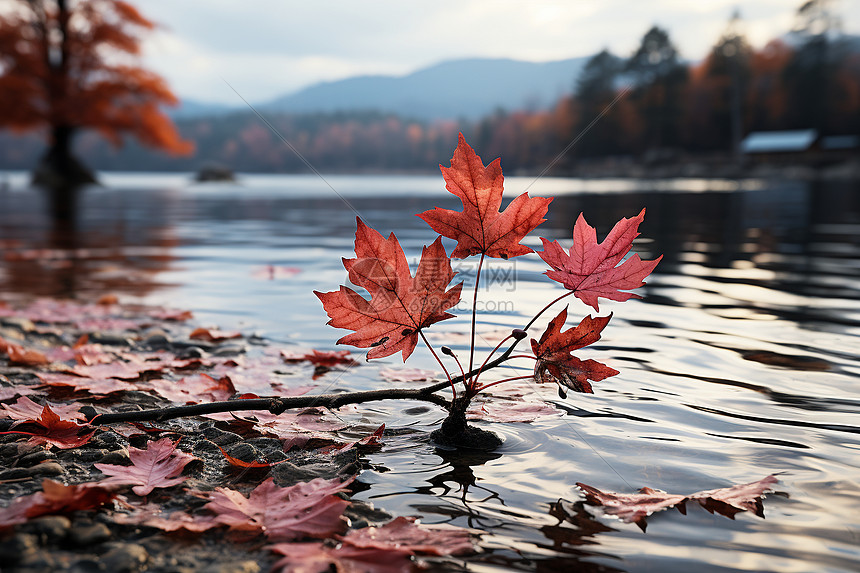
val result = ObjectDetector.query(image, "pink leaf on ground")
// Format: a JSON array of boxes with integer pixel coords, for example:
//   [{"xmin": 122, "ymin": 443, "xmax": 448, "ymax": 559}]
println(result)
[
  {"xmin": 202, "ymin": 476, "xmax": 352, "ymax": 541},
  {"xmin": 576, "ymin": 474, "xmax": 779, "ymax": 531},
  {"xmin": 537, "ymin": 209, "xmax": 662, "ymax": 311},
  {"xmin": 35, "ymin": 372, "xmax": 135, "ymax": 397},
  {"xmin": 0, "ymin": 480, "xmax": 117, "ymax": 529},
  {"xmin": 340, "ymin": 515, "xmax": 475, "ymax": 556},
  {"xmin": 269, "ymin": 542, "xmax": 414, "ymax": 573},
  {"xmin": 95, "ymin": 437, "xmax": 197, "ymax": 496},
  {"xmin": 0, "ymin": 385, "xmax": 38, "ymax": 402},
  {"xmin": 1, "ymin": 396, "xmax": 84, "ymax": 421},
  {"xmin": 145, "ymin": 373, "xmax": 236, "ymax": 405}
]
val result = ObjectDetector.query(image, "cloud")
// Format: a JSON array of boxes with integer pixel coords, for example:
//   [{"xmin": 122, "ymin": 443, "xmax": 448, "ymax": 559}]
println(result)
[{"xmin": 138, "ymin": 0, "xmax": 860, "ymax": 104}]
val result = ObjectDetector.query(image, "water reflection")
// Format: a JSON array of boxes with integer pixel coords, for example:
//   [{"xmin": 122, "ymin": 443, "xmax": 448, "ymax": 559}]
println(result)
[{"xmin": 1, "ymin": 175, "xmax": 859, "ymax": 571}]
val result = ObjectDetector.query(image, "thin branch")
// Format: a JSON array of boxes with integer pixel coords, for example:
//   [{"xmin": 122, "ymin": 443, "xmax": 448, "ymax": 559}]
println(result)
[
  {"xmin": 85, "ymin": 386, "xmax": 450, "ymax": 426},
  {"xmin": 419, "ymin": 330, "xmax": 456, "ymax": 400}
]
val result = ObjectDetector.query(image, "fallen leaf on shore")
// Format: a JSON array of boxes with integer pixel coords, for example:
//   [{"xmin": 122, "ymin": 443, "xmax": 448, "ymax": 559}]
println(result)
[
  {"xmin": 35, "ymin": 372, "xmax": 135, "ymax": 397},
  {"xmin": 189, "ymin": 327, "xmax": 242, "ymax": 342},
  {"xmin": 95, "ymin": 437, "xmax": 197, "ymax": 496},
  {"xmin": 0, "ymin": 336, "xmax": 50, "ymax": 366},
  {"xmin": 145, "ymin": 373, "xmax": 236, "ymax": 404},
  {"xmin": 269, "ymin": 542, "xmax": 414, "ymax": 573},
  {"xmin": 576, "ymin": 474, "xmax": 779, "ymax": 531},
  {"xmin": 340, "ymin": 515, "xmax": 475, "ymax": 556},
  {"xmin": 201, "ymin": 476, "xmax": 353, "ymax": 541},
  {"xmin": 1, "ymin": 395, "xmax": 84, "ymax": 421},
  {"xmin": 0, "ymin": 479, "xmax": 117, "ymax": 529},
  {"xmin": 4, "ymin": 404, "xmax": 95, "ymax": 449}
]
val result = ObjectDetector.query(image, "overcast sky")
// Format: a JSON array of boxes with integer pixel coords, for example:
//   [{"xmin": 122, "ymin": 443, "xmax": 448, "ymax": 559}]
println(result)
[{"xmin": 139, "ymin": 0, "xmax": 860, "ymax": 105}]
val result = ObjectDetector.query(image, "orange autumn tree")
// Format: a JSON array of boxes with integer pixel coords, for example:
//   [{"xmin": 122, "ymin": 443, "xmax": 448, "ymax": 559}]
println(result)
[{"xmin": 0, "ymin": 0, "xmax": 191, "ymax": 197}]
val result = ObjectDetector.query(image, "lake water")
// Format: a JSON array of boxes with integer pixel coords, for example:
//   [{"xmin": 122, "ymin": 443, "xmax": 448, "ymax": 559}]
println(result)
[{"xmin": 1, "ymin": 172, "xmax": 859, "ymax": 572}]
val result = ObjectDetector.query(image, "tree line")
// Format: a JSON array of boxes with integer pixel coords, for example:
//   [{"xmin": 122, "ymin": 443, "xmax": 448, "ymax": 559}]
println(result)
[{"xmin": 1, "ymin": 1, "xmax": 858, "ymax": 178}]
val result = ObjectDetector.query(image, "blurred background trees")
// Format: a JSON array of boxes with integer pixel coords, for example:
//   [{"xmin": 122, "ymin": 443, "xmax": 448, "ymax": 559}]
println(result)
[
  {"xmin": 0, "ymin": 0, "xmax": 857, "ymax": 177},
  {"xmin": 0, "ymin": 0, "xmax": 191, "ymax": 217}
]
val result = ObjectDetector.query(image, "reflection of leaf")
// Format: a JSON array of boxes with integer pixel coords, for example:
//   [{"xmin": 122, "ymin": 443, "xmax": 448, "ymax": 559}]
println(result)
[
  {"xmin": 0, "ymin": 480, "xmax": 117, "ymax": 529},
  {"xmin": 202, "ymin": 477, "xmax": 352, "ymax": 541},
  {"xmin": 316, "ymin": 219, "xmax": 462, "ymax": 361},
  {"xmin": 467, "ymin": 400, "xmax": 560, "ymax": 423},
  {"xmin": 418, "ymin": 133, "xmax": 552, "ymax": 259},
  {"xmin": 378, "ymin": 367, "xmax": 439, "ymax": 382},
  {"xmin": 538, "ymin": 209, "xmax": 661, "ymax": 311},
  {"xmin": 531, "ymin": 307, "xmax": 618, "ymax": 393},
  {"xmin": 95, "ymin": 437, "xmax": 196, "ymax": 496},
  {"xmin": 576, "ymin": 474, "xmax": 779, "ymax": 531},
  {"xmin": 145, "ymin": 373, "xmax": 236, "ymax": 405}
]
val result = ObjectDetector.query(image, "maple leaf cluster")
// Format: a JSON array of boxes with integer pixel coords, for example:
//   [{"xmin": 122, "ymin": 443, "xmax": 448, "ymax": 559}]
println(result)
[{"xmin": 317, "ymin": 133, "xmax": 662, "ymax": 399}]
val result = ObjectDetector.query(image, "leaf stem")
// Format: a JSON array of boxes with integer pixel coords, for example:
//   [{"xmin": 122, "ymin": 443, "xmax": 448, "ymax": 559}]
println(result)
[
  {"xmin": 523, "ymin": 290, "xmax": 575, "ymax": 331},
  {"xmin": 469, "ymin": 333, "xmax": 514, "ymax": 396},
  {"xmin": 419, "ymin": 331, "xmax": 456, "ymax": 400},
  {"xmin": 475, "ymin": 375, "xmax": 535, "ymax": 393},
  {"xmin": 468, "ymin": 253, "xmax": 486, "ymax": 392}
]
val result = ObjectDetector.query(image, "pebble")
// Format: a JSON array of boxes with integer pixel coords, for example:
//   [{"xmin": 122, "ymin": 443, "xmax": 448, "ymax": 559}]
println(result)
[
  {"xmin": 212, "ymin": 344, "xmax": 246, "ymax": 356},
  {"xmin": 0, "ymin": 532, "xmax": 39, "ymax": 565},
  {"xmin": 59, "ymin": 448, "xmax": 108, "ymax": 464},
  {"xmin": 26, "ymin": 515, "xmax": 71, "ymax": 543},
  {"xmin": 142, "ymin": 333, "xmax": 170, "ymax": 350},
  {"xmin": 69, "ymin": 522, "xmax": 112, "ymax": 546},
  {"xmin": 201, "ymin": 561, "xmax": 261, "ymax": 573},
  {"xmin": 176, "ymin": 346, "xmax": 207, "ymax": 359},
  {"xmin": 201, "ymin": 426, "xmax": 243, "ymax": 446},
  {"xmin": 88, "ymin": 333, "xmax": 132, "ymax": 346},
  {"xmin": 225, "ymin": 442, "xmax": 260, "ymax": 462},
  {"xmin": 98, "ymin": 449, "xmax": 131, "ymax": 465},
  {"xmin": 100, "ymin": 542, "xmax": 148, "ymax": 573},
  {"xmin": 27, "ymin": 461, "xmax": 66, "ymax": 477}
]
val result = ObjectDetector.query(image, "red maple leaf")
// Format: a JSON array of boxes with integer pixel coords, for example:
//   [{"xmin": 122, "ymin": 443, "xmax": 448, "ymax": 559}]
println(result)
[
  {"xmin": 537, "ymin": 209, "xmax": 662, "ymax": 311},
  {"xmin": 531, "ymin": 307, "xmax": 619, "ymax": 393},
  {"xmin": 189, "ymin": 328, "xmax": 243, "ymax": 342},
  {"xmin": 2, "ymin": 396, "xmax": 84, "ymax": 421},
  {"xmin": 339, "ymin": 515, "xmax": 475, "ymax": 556},
  {"xmin": 315, "ymin": 219, "xmax": 462, "ymax": 361},
  {"xmin": 0, "ymin": 479, "xmax": 117, "ymax": 530},
  {"xmin": 418, "ymin": 133, "xmax": 552, "ymax": 259},
  {"xmin": 94, "ymin": 437, "xmax": 197, "ymax": 496},
  {"xmin": 0, "ymin": 335, "xmax": 50, "ymax": 366},
  {"xmin": 5, "ymin": 404, "xmax": 95, "ymax": 449},
  {"xmin": 576, "ymin": 474, "xmax": 779, "ymax": 531},
  {"xmin": 269, "ymin": 542, "xmax": 413, "ymax": 573},
  {"xmin": 201, "ymin": 476, "xmax": 352, "ymax": 541}
]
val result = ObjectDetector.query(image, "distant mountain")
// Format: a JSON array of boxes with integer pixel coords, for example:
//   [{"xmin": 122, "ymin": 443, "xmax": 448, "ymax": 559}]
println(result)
[{"xmin": 259, "ymin": 57, "xmax": 588, "ymax": 120}]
